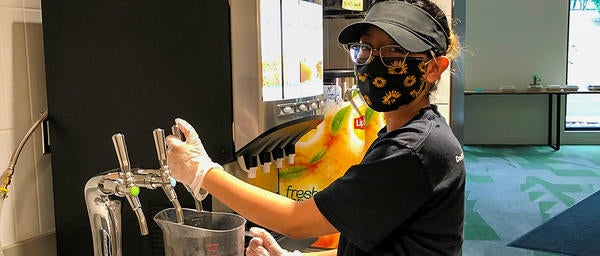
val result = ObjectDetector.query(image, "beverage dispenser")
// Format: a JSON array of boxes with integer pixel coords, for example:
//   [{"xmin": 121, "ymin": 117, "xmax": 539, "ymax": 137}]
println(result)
[{"xmin": 225, "ymin": 0, "xmax": 325, "ymax": 194}]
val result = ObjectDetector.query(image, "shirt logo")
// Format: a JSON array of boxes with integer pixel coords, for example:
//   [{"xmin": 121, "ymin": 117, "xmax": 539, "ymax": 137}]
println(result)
[{"xmin": 456, "ymin": 152, "xmax": 464, "ymax": 163}]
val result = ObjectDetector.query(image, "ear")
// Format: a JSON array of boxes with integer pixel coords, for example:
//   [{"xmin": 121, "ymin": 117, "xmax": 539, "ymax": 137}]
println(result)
[{"xmin": 424, "ymin": 56, "xmax": 450, "ymax": 83}]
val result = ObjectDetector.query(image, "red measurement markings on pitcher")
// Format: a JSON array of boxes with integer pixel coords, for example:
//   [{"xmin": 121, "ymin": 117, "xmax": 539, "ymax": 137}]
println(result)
[{"xmin": 206, "ymin": 243, "xmax": 218, "ymax": 256}]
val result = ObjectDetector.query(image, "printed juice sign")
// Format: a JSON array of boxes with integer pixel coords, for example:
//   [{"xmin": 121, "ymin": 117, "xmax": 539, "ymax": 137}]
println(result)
[{"xmin": 278, "ymin": 95, "xmax": 384, "ymax": 248}]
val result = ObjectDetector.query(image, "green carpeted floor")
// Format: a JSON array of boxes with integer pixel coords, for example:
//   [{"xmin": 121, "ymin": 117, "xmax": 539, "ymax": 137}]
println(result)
[{"xmin": 462, "ymin": 145, "xmax": 600, "ymax": 256}]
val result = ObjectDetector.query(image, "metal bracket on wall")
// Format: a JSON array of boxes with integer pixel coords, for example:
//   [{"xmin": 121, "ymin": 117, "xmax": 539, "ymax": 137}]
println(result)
[{"xmin": 42, "ymin": 117, "xmax": 51, "ymax": 154}]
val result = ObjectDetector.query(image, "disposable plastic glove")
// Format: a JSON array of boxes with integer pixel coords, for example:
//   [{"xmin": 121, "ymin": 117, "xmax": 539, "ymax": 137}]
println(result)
[
  {"xmin": 166, "ymin": 118, "xmax": 221, "ymax": 198},
  {"xmin": 246, "ymin": 227, "xmax": 301, "ymax": 256}
]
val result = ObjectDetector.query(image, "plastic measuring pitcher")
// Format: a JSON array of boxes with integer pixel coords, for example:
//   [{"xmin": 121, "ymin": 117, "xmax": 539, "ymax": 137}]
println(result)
[{"xmin": 154, "ymin": 208, "xmax": 246, "ymax": 256}]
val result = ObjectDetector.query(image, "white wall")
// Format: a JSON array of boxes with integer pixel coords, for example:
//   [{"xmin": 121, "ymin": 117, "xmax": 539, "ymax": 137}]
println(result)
[
  {"xmin": 462, "ymin": 0, "xmax": 600, "ymax": 145},
  {"xmin": 431, "ymin": 0, "xmax": 452, "ymax": 121},
  {"xmin": 464, "ymin": 0, "xmax": 568, "ymax": 90},
  {"xmin": 0, "ymin": 0, "xmax": 56, "ymax": 255}
]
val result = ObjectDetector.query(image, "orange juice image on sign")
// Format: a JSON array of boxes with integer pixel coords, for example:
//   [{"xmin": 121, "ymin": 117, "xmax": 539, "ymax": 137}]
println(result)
[
  {"xmin": 300, "ymin": 61, "xmax": 313, "ymax": 83},
  {"xmin": 299, "ymin": 60, "xmax": 323, "ymax": 84}
]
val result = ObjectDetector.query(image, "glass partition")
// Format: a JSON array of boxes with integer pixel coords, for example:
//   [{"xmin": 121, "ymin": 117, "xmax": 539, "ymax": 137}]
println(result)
[{"xmin": 566, "ymin": 0, "xmax": 600, "ymax": 129}]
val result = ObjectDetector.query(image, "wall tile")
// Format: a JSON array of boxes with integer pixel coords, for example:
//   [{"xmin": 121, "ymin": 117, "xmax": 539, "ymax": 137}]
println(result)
[
  {"xmin": 12, "ymin": 140, "xmax": 40, "ymax": 240},
  {"xmin": 0, "ymin": 189, "xmax": 17, "ymax": 247},
  {"xmin": 3, "ymin": 232, "xmax": 56, "ymax": 256},
  {"xmin": 0, "ymin": 130, "xmax": 18, "ymax": 247},
  {"xmin": 0, "ymin": 5, "xmax": 41, "ymax": 242},
  {"xmin": 0, "ymin": 7, "xmax": 29, "ymax": 131},
  {"xmin": 24, "ymin": 8, "xmax": 52, "ymax": 234},
  {"xmin": 24, "ymin": 10, "xmax": 46, "ymax": 114},
  {"xmin": 0, "ymin": 0, "xmax": 22, "ymax": 8},
  {"xmin": 23, "ymin": 0, "xmax": 39, "ymax": 10},
  {"xmin": 12, "ymin": 8, "xmax": 41, "ymax": 241},
  {"xmin": 0, "ymin": 93, "xmax": 7, "ymax": 131},
  {"xmin": 0, "ymin": 8, "xmax": 15, "ymax": 130},
  {"xmin": 10, "ymin": 16, "xmax": 31, "ymax": 133}
]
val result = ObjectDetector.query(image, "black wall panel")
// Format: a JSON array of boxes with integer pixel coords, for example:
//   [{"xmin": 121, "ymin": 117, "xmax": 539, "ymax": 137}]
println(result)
[{"xmin": 41, "ymin": 1, "xmax": 233, "ymax": 254}]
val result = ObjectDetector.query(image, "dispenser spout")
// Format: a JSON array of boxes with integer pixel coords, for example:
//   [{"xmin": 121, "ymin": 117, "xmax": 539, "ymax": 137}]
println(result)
[
  {"xmin": 127, "ymin": 195, "xmax": 149, "ymax": 235},
  {"xmin": 273, "ymin": 147, "xmax": 285, "ymax": 169},
  {"xmin": 238, "ymin": 154, "xmax": 258, "ymax": 178},
  {"xmin": 259, "ymin": 151, "xmax": 272, "ymax": 173},
  {"xmin": 284, "ymin": 143, "xmax": 296, "ymax": 165}
]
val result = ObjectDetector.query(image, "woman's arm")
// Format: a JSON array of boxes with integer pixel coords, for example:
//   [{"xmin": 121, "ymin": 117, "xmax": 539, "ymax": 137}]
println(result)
[
  {"xmin": 166, "ymin": 118, "xmax": 337, "ymax": 239},
  {"xmin": 203, "ymin": 166, "xmax": 337, "ymax": 239}
]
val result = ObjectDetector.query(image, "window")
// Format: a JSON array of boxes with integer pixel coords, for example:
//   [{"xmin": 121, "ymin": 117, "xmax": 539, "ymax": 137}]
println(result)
[{"xmin": 566, "ymin": 0, "xmax": 600, "ymax": 130}]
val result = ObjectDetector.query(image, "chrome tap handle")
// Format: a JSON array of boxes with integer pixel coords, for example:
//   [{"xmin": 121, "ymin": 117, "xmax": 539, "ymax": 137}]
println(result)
[
  {"xmin": 111, "ymin": 133, "xmax": 149, "ymax": 235},
  {"xmin": 112, "ymin": 134, "xmax": 132, "ymax": 175},
  {"xmin": 153, "ymin": 129, "xmax": 168, "ymax": 167},
  {"xmin": 171, "ymin": 125, "xmax": 183, "ymax": 141},
  {"xmin": 153, "ymin": 128, "xmax": 184, "ymax": 223}
]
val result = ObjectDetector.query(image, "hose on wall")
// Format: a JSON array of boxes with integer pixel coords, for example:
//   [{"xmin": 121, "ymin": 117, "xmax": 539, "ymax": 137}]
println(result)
[{"xmin": 0, "ymin": 110, "xmax": 49, "ymax": 255}]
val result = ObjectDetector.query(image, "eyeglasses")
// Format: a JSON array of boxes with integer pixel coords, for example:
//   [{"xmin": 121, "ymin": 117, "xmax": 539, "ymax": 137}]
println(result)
[{"xmin": 345, "ymin": 43, "xmax": 411, "ymax": 67}]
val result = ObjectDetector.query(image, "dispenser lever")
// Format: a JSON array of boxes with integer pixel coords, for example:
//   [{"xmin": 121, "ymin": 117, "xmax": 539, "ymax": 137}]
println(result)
[
  {"xmin": 111, "ymin": 133, "xmax": 149, "ymax": 235},
  {"xmin": 112, "ymin": 134, "xmax": 131, "ymax": 174},
  {"xmin": 153, "ymin": 129, "xmax": 168, "ymax": 167},
  {"xmin": 171, "ymin": 125, "xmax": 184, "ymax": 141}
]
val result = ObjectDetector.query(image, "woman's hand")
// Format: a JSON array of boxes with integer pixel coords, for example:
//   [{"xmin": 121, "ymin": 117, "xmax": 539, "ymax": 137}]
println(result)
[
  {"xmin": 166, "ymin": 118, "xmax": 221, "ymax": 190},
  {"xmin": 246, "ymin": 227, "xmax": 300, "ymax": 256}
]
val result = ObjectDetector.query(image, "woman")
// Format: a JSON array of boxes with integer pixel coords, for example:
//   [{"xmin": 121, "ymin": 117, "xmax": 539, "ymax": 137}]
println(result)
[{"xmin": 166, "ymin": 0, "xmax": 464, "ymax": 255}]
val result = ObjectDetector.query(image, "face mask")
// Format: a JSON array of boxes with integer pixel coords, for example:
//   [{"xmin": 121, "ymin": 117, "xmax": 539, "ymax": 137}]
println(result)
[{"xmin": 355, "ymin": 57, "xmax": 429, "ymax": 112}]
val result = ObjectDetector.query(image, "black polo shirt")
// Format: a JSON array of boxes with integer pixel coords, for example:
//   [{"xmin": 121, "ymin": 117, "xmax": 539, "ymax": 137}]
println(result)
[{"xmin": 314, "ymin": 105, "xmax": 465, "ymax": 256}]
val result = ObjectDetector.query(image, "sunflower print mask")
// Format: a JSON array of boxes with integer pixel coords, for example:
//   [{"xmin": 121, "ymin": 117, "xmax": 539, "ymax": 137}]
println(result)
[{"xmin": 355, "ymin": 57, "xmax": 428, "ymax": 112}]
